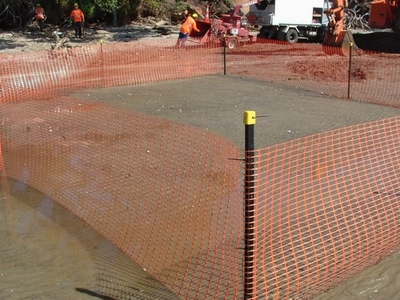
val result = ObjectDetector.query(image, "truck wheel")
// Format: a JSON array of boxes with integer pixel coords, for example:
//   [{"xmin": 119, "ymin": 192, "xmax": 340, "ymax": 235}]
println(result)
[
  {"xmin": 227, "ymin": 38, "xmax": 238, "ymax": 49},
  {"xmin": 285, "ymin": 29, "xmax": 299, "ymax": 43}
]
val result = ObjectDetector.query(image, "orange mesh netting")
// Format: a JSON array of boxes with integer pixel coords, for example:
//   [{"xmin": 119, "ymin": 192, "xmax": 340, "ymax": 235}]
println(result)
[
  {"xmin": 249, "ymin": 117, "xmax": 400, "ymax": 299},
  {"xmin": 1, "ymin": 39, "xmax": 400, "ymax": 299},
  {"xmin": 0, "ymin": 41, "xmax": 222, "ymax": 103},
  {"xmin": 0, "ymin": 96, "xmax": 243, "ymax": 299},
  {"xmin": 226, "ymin": 38, "xmax": 400, "ymax": 107}
]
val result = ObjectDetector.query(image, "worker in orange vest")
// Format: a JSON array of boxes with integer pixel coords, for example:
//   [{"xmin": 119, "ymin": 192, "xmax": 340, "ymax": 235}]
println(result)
[
  {"xmin": 34, "ymin": 4, "xmax": 45, "ymax": 31},
  {"xmin": 70, "ymin": 3, "xmax": 85, "ymax": 38},
  {"xmin": 176, "ymin": 11, "xmax": 200, "ymax": 47}
]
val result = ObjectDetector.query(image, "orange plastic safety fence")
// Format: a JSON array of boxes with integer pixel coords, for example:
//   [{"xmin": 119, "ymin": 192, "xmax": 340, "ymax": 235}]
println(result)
[
  {"xmin": 0, "ymin": 41, "xmax": 222, "ymax": 103},
  {"xmin": 226, "ymin": 38, "xmax": 400, "ymax": 107},
  {"xmin": 0, "ymin": 96, "xmax": 243, "ymax": 299},
  {"xmin": 2, "ymin": 39, "xmax": 400, "ymax": 299},
  {"xmin": 249, "ymin": 116, "xmax": 400, "ymax": 299}
]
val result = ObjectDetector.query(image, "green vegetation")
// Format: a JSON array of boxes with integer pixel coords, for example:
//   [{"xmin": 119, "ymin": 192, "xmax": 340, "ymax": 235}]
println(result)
[{"xmin": 0, "ymin": 0, "xmax": 236, "ymax": 28}]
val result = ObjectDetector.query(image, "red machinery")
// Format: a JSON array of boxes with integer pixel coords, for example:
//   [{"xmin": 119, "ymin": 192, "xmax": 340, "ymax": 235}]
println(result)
[
  {"xmin": 323, "ymin": 0, "xmax": 400, "ymax": 50},
  {"xmin": 189, "ymin": 1, "xmax": 260, "ymax": 49},
  {"xmin": 323, "ymin": 0, "xmax": 355, "ymax": 47},
  {"xmin": 369, "ymin": 0, "xmax": 400, "ymax": 30}
]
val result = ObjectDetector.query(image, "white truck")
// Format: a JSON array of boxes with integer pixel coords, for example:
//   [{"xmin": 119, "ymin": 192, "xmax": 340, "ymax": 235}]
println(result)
[{"xmin": 245, "ymin": 0, "xmax": 329, "ymax": 43}]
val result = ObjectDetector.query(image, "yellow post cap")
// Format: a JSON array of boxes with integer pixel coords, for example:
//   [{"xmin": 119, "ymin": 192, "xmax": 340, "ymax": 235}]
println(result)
[{"xmin": 243, "ymin": 111, "xmax": 256, "ymax": 125}]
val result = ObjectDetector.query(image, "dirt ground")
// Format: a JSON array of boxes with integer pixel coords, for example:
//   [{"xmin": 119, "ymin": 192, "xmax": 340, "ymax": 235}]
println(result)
[
  {"xmin": 72, "ymin": 75, "xmax": 400, "ymax": 299},
  {"xmin": 0, "ymin": 21, "xmax": 181, "ymax": 54}
]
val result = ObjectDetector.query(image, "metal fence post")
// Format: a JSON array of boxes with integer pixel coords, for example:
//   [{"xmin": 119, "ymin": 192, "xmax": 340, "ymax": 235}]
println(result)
[
  {"xmin": 243, "ymin": 111, "xmax": 256, "ymax": 299},
  {"xmin": 347, "ymin": 42, "xmax": 353, "ymax": 99},
  {"xmin": 223, "ymin": 35, "xmax": 227, "ymax": 75},
  {"xmin": 100, "ymin": 39, "xmax": 104, "ymax": 88}
]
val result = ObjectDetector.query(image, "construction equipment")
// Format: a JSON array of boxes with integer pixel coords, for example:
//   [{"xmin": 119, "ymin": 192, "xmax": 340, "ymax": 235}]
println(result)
[
  {"xmin": 189, "ymin": 3, "xmax": 257, "ymax": 49},
  {"xmin": 323, "ymin": 0, "xmax": 400, "ymax": 53},
  {"xmin": 246, "ymin": 0, "xmax": 329, "ymax": 43},
  {"xmin": 323, "ymin": 0, "xmax": 356, "ymax": 51},
  {"xmin": 368, "ymin": 0, "xmax": 400, "ymax": 30}
]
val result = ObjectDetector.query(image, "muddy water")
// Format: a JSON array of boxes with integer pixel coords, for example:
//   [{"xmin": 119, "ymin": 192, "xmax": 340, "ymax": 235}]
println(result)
[{"xmin": 0, "ymin": 177, "xmax": 177, "ymax": 300}]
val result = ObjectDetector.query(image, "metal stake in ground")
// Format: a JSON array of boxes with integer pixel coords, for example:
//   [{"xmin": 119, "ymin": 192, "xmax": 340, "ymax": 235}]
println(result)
[
  {"xmin": 243, "ymin": 110, "xmax": 256, "ymax": 299},
  {"xmin": 223, "ymin": 34, "xmax": 227, "ymax": 75},
  {"xmin": 347, "ymin": 42, "xmax": 353, "ymax": 99}
]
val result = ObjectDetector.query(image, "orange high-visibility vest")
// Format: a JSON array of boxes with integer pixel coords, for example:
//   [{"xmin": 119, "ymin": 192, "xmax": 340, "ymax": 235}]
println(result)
[
  {"xmin": 70, "ymin": 8, "xmax": 84, "ymax": 23},
  {"xmin": 180, "ymin": 16, "xmax": 199, "ymax": 34},
  {"xmin": 35, "ymin": 7, "xmax": 45, "ymax": 21}
]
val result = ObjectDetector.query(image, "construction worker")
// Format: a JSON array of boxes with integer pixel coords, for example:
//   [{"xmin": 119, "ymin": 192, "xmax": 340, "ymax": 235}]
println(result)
[
  {"xmin": 176, "ymin": 12, "xmax": 200, "ymax": 47},
  {"xmin": 34, "ymin": 4, "xmax": 45, "ymax": 32},
  {"xmin": 70, "ymin": 3, "xmax": 85, "ymax": 38}
]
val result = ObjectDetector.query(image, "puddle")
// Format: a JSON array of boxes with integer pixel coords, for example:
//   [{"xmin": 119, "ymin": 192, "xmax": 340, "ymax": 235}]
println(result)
[{"xmin": 0, "ymin": 177, "xmax": 177, "ymax": 299}]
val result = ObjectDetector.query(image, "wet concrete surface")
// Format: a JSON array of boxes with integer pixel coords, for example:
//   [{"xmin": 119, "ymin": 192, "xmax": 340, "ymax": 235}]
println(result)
[{"xmin": 72, "ymin": 75, "xmax": 400, "ymax": 299}]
